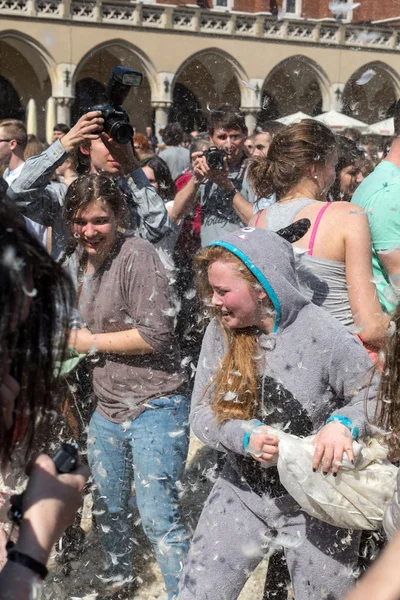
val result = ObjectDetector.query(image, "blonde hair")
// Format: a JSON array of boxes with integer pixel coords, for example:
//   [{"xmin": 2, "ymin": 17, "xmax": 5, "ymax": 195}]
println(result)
[
  {"xmin": 0, "ymin": 119, "xmax": 27, "ymax": 149},
  {"xmin": 194, "ymin": 245, "xmax": 273, "ymax": 422}
]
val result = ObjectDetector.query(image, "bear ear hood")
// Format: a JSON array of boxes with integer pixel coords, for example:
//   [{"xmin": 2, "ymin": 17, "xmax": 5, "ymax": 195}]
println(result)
[{"xmin": 209, "ymin": 225, "xmax": 310, "ymax": 333}]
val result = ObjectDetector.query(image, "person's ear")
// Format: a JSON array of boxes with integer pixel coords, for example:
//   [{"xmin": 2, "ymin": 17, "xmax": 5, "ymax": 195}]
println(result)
[
  {"xmin": 309, "ymin": 163, "xmax": 317, "ymax": 178},
  {"xmin": 9, "ymin": 140, "xmax": 17, "ymax": 152},
  {"xmin": 79, "ymin": 144, "xmax": 90, "ymax": 156}
]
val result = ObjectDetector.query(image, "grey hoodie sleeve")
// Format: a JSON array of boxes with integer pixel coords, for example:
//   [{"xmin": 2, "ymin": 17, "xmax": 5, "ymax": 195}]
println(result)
[
  {"xmin": 327, "ymin": 329, "xmax": 378, "ymax": 437},
  {"xmin": 190, "ymin": 318, "xmax": 260, "ymax": 456}
]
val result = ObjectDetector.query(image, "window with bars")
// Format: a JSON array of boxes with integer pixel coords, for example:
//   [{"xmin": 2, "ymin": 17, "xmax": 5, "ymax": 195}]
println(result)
[
  {"xmin": 214, "ymin": 0, "xmax": 232, "ymax": 9},
  {"xmin": 285, "ymin": 0, "xmax": 301, "ymax": 15}
]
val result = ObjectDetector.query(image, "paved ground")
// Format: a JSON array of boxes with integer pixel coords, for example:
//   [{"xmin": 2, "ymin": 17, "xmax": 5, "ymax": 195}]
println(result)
[{"xmin": 41, "ymin": 434, "xmax": 270, "ymax": 600}]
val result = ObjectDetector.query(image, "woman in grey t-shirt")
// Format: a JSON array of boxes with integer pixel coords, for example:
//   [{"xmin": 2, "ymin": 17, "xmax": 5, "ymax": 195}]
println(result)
[{"xmin": 64, "ymin": 173, "xmax": 189, "ymax": 599}]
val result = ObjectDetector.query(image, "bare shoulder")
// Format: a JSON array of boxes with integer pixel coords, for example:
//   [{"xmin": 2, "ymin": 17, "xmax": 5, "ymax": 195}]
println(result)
[{"xmin": 327, "ymin": 201, "xmax": 369, "ymax": 228}]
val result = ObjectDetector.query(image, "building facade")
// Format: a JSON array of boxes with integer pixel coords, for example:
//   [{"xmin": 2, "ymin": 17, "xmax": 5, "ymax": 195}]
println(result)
[{"xmin": 1, "ymin": 0, "xmax": 400, "ymax": 141}]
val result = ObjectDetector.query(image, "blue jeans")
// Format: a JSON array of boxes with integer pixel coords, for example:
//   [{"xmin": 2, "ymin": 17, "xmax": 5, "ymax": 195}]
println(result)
[{"xmin": 87, "ymin": 394, "xmax": 190, "ymax": 599}]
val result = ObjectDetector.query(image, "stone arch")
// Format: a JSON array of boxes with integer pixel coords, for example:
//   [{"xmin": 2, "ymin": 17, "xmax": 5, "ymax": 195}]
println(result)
[
  {"xmin": 260, "ymin": 55, "xmax": 330, "ymax": 121},
  {"xmin": 0, "ymin": 31, "xmax": 55, "ymax": 137},
  {"xmin": 171, "ymin": 48, "xmax": 247, "ymax": 131},
  {"xmin": 0, "ymin": 75, "xmax": 24, "ymax": 121},
  {"xmin": 73, "ymin": 40, "xmax": 157, "ymax": 132},
  {"xmin": 342, "ymin": 62, "xmax": 400, "ymax": 125}
]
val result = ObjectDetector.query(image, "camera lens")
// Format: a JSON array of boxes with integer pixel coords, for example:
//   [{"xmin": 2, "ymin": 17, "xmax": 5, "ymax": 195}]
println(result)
[{"xmin": 107, "ymin": 120, "xmax": 133, "ymax": 144}]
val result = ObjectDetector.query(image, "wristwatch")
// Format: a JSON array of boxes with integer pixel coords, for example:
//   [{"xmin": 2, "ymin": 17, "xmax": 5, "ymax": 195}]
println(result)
[{"xmin": 225, "ymin": 184, "xmax": 241, "ymax": 199}]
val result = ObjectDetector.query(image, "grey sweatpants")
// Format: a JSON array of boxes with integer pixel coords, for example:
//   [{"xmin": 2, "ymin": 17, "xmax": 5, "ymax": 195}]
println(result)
[{"xmin": 178, "ymin": 476, "xmax": 360, "ymax": 600}]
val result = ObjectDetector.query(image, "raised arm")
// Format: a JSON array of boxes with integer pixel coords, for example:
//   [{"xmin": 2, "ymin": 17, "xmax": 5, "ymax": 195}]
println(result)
[
  {"xmin": 343, "ymin": 205, "xmax": 390, "ymax": 346},
  {"xmin": 7, "ymin": 112, "xmax": 103, "ymax": 201}
]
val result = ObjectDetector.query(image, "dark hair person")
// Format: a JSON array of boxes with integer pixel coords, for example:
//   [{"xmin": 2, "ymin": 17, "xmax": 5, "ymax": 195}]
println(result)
[
  {"xmin": 0, "ymin": 197, "xmax": 89, "ymax": 598},
  {"xmin": 178, "ymin": 227, "xmax": 378, "ymax": 600},
  {"xmin": 248, "ymin": 120, "xmax": 389, "ymax": 351},
  {"xmin": 328, "ymin": 135, "xmax": 363, "ymax": 202},
  {"xmin": 64, "ymin": 172, "xmax": 189, "ymax": 598},
  {"xmin": 141, "ymin": 155, "xmax": 175, "ymax": 202}
]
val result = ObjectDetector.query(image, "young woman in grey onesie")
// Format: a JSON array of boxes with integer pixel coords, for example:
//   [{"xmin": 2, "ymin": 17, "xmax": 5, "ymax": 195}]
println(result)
[{"xmin": 178, "ymin": 226, "xmax": 378, "ymax": 600}]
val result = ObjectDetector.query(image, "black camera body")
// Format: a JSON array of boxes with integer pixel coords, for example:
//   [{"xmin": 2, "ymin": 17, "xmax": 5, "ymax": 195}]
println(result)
[
  {"xmin": 205, "ymin": 146, "xmax": 226, "ymax": 171},
  {"xmin": 9, "ymin": 442, "xmax": 79, "ymax": 527},
  {"xmin": 89, "ymin": 66, "xmax": 143, "ymax": 145}
]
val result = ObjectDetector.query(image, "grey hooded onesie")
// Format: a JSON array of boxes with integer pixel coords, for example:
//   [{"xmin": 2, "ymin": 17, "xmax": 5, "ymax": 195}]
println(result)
[{"xmin": 178, "ymin": 227, "xmax": 378, "ymax": 600}]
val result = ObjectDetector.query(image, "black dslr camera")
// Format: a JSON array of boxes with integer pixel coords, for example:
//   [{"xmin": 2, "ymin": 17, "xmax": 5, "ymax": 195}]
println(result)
[
  {"xmin": 89, "ymin": 66, "xmax": 143, "ymax": 144},
  {"xmin": 9, "ymin": 442, "xmax": 79, "ymax": 527},
  {"xmin": 205, "ymin": 146, "xmax": 226, "ymax": 170}
]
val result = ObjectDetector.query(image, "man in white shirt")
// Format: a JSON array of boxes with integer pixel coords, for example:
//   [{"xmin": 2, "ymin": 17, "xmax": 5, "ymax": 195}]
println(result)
[{"xmin": 0, "ymin": 119, "xmax": 48, "ymax": 247}]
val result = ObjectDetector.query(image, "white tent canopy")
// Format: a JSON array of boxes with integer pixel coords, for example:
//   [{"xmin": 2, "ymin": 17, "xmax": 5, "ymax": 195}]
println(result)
[
  {"xmin": 368, "ymin": 117, "xmax": 394, "ymax": 136},
  {"xmin": 314, "ymin": 110, "xmax": 369, "ymax": 132},
  {"xmin": 276, "ymin": 111, "xmax": 313, "ymax": 125}
]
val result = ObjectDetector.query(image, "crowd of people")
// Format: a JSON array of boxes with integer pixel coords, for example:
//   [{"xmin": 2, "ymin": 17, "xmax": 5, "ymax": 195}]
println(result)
[{"xmin": 1, "ymin": 95, "xmax": 400, "ymax": 600}]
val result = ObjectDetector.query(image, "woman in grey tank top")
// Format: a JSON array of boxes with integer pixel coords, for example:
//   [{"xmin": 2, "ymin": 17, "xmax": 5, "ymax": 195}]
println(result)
[{"xmin": 248, "ymin": 120, "xmax": 389, "ymax": 351}]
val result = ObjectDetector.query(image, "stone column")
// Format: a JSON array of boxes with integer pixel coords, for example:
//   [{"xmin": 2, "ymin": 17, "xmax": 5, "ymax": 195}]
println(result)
[
  {"xmin": 240, "ymin": 78, "xmax": 264, "ymax": 136},
  {"xmin": 55, "ymin": 97, "xmax": 73, "ymax": 127},
  {"xmin": 46, "ymin": 97, "xmax": 57, "ymax": 145},
  {"xmin": 330, "ymin": 83, "xmax": 345, "ymax": 112},
  {"xmin": 26, "ymin": 99, "xmax": 37, "ymax": 136},
  {"xmin": 152, "ymin": 102, "xmax": 171, "ymax": 139},
  {"xmin": 243, "ymin": 110, "xmax": 258, "ymax": 136},
  {"xmin": 50, "ymin": 63, "xmax": 77, "ymax": 128}
]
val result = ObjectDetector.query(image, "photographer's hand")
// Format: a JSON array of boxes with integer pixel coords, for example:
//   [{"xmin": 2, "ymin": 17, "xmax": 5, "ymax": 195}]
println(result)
[
  {"xmin": 205, "ymin": 156, "xmax": 232, "ymax": 190},
  {"xmin": 14, "ymin": 454, "xmax": 90, "ymax": 564},
  {"xmin": 60, "ymin": 111, "xmax": 104, "ymax": 153},
  {"xmin": 101, "ymin": 133, "xmax": 140, "ymax": 175},
  {"xmin": 192, "ymin": 151, "xmax": 210, "ymax": 182}
]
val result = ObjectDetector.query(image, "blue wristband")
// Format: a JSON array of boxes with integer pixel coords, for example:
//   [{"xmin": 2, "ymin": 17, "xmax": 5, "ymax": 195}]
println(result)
[
  {"xmin": 326, "ymin": 415, "xmax": 359, "ymax": 440},
  {"xmin": 243, "ymin": 421, "xmax": 265, "ymax": 453}
]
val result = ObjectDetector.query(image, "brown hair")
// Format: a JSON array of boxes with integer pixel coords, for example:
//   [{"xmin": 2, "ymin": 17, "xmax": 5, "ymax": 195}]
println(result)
[
  {"xmin": 374, "ymin": 307, "xmax": 400, "ymax": 453},
  {"xmin": 208, "ymin": 104, "xmax": 247, "ymax": 136},
  {"xmin": 0, "ymin": 119, "xmax": 27, "ymax": 149},
  {"xmin": 194, "ymin": 245, "xmax": 272, "ymax": 422},
  {"xmin": 134, "ymin": 133, "xmax": 151, "ymax": 152},
  {"xmin": 24, "ymin": 135, "xmax": 47, "ymax": 160},
  {"xmin": 60, "ymin": 172, "xmax": 128, "ymax": 264},
  {"xmin": 247, "ymin": 120, "xmax": 336, "ymax": 201}
]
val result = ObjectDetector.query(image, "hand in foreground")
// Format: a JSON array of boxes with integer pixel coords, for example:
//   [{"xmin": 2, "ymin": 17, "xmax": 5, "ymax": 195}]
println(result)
[
  {"xmin": 247, "ymin": 425, "xmax": 279, "ymax": 465},
  {"xmin": 312, "ymin": 421, "xmax": 354, "ymax": 476},
  {"xmin": 15, "ymin": 454, "xmax": 90, "ymax": 563},
  {"xmin": 60, "ymin": 111, "xmax": 104, "ymax": 153},
  {"xmin": 68, "ymin": 327, "xmax": 96, "ymax": 354}
]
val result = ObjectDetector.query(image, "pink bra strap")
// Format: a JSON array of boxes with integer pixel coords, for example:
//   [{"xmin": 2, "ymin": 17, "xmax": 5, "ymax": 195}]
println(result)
[
  {"xmin": 308, "ymin": 203, "xmax": 332, "ymax": 256},
  {"xmin": 254, "ymin": 208, "xmax": 265, "ymax": 227}
]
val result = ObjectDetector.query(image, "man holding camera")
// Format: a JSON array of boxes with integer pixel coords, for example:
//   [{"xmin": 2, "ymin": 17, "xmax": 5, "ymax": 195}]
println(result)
[
  {"xmin": 6, "ymin": 69, "xmax": 173, "ymax": 259},
  {"xmin": 172, "ymin": 104, "xmax": 254, "ymax": 246}
]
